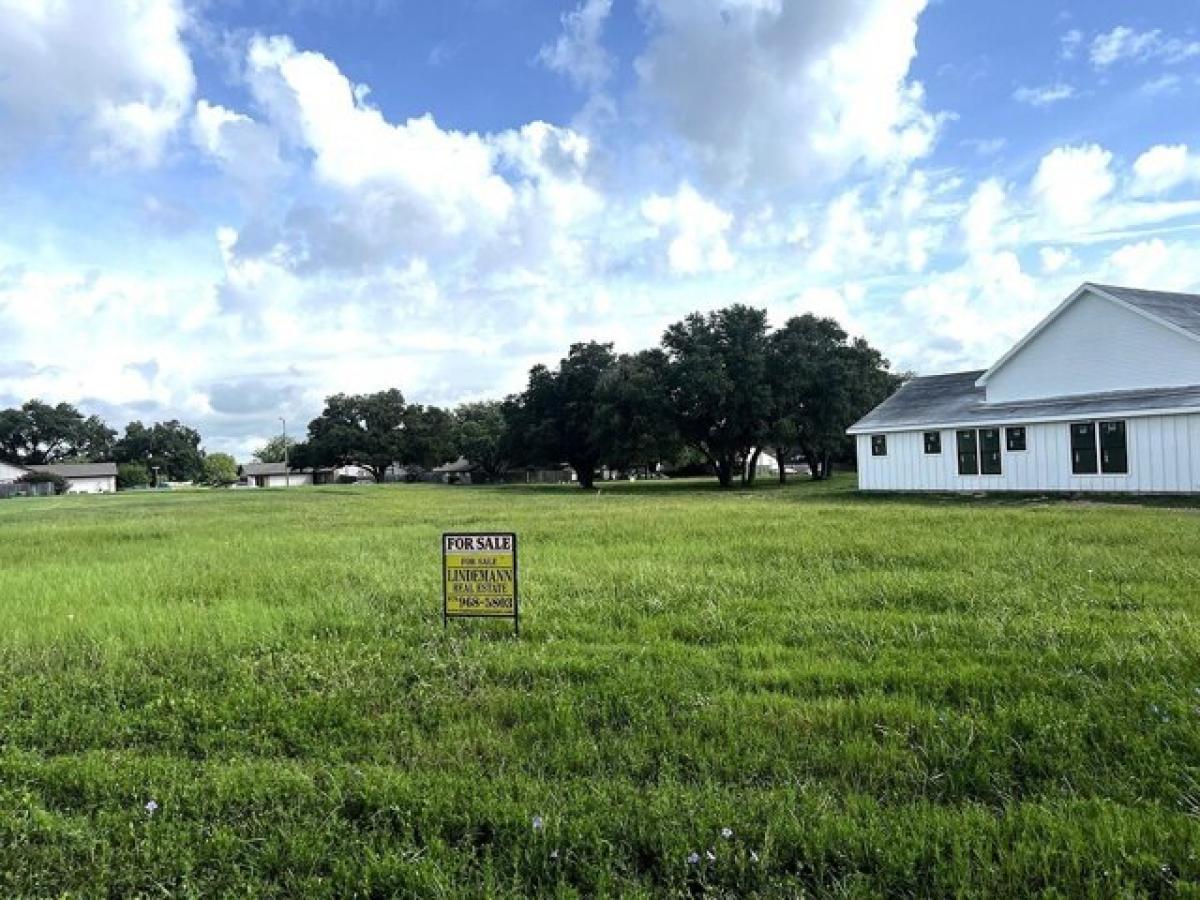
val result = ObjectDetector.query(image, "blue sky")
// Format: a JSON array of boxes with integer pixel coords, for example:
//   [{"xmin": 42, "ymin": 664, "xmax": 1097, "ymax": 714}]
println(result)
[{"xmin": 1, "ymin": 0, "xmax": 1199, "ymax": 456}]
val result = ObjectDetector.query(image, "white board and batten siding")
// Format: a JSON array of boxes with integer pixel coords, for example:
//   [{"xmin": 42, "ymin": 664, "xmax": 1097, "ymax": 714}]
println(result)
[
  {"xmin": 981, "ymin": 290, "xmax": 1200, "ymax": 402},
  {"xmin": 857, "ymin": 413, "xmax": 1200, "ymax": 493},
  {"xmin": 62, "ymin": 476, "xmax": 117, "ymax": 494}
]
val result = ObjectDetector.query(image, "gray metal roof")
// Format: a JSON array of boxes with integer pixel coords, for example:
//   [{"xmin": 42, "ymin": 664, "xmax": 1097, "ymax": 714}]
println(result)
[
  {"xmin": 1090, "ymin": 283, "xmax": 1200, "ymax": 338},
  {"xmin": 849, "ymin": 372, "xmax": 1200, "ymax": 433},
  {"xmin": 28, "ymin": 463, "xmax": 118, "ymax": 477}
]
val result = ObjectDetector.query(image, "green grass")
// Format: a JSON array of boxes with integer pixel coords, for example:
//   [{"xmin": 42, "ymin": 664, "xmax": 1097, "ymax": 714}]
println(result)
[{"xmin": 0, "ymin": 476, "xmax": 1198, "ymax": 897}]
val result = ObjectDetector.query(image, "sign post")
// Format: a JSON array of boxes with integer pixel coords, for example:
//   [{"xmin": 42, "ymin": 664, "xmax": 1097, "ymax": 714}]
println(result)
[{"xmin": 442, "ymin": 532, "xmax": 519, "ymax": 636}]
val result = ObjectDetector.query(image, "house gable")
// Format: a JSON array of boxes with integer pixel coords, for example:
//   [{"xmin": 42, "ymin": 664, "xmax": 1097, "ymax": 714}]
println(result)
[{"xmin": 979, "ymin": 285, "xmax": 1200, "ymax": 403}]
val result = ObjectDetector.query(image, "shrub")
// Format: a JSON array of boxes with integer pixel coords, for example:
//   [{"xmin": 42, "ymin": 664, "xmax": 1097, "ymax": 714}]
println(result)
[
  {"xmin": 117, "ymin": 463, "xmax": 151, "ymax": 490},
  {"xmin": 17, "ymin": 471, "xmax": 70, "ymax": 495}
]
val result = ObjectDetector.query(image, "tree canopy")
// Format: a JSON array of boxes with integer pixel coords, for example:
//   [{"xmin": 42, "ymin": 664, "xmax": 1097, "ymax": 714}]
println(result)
[
  {"xmin": 0, "ymin": 400, "xmax": 115, "ymax": 465},
  {"xmin": 114, "ymin": 420, "xmax": 206, "ymax": 483}
]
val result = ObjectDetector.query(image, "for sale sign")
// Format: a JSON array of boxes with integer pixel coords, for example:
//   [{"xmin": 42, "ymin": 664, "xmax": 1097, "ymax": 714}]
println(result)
[{"xmin": 442, "ymin": 533, "xmax": 519, "ymax": 633}]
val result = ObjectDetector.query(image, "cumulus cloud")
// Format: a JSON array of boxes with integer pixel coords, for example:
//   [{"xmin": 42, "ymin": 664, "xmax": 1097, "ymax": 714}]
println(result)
[
  {"xmin": 538, "ymin": 0, "xmax": 614, "ymax": 91},
  {"xmin": 1031, "ymin": 144, "xmax": 1114, "ymax": 228},
  {"xmin": 0, "ymin": 0, "xmax": 194, "ymax": 165},
  {"xmin": 191, "ymin": 100, "xmax": 286, "ymax": 184},
  {"xmin": 641, "ymin": 183, "xmax": 735, "ymax": 275},
  {"xmin": 1130, "ymin": 144, "xmax": 1200, "ymax": 195},
  {"xmin": 634, "ymin": 0, "xmax": 942, "ymax": 188}
]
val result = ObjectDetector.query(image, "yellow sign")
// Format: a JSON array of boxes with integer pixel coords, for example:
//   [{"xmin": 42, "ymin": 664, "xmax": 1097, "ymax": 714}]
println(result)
[{"xmin": 442, "ymin": 532, "xmax": 519, "ymax": 632}]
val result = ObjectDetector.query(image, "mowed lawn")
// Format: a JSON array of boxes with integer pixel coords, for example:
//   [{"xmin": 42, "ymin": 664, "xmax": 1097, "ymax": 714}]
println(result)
[{"xmin": 0, "ymin": 478, "xmax": 1198, "ymax": 897}]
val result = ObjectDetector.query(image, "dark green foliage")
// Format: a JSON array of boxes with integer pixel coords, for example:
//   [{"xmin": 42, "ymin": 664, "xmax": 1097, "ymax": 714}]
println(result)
[
  {"xmin": 595, "ymin": 349, "xmax": 682, "ymax": 475},
  {"xmin": 508, "ymin": 342, "xmax": 616, "ymax": 489},
  {"xmin": 453, "ymin": 401, "xmax": 512, "ymax": 482},
  {"xmin": 296, "ymin": 390, "xmax": 456, "ymax": 482},
  {"xmin": 0, "ymin": 480, "xmax": 1197, "ymax": 895},
  {"xmin": 767, "ymin": 315, "xmax": 902, "ymax": 482},
  {"xmin": 0, "ymin": 400, "xmax": 116, "ymax": 465},
  {"xmin": 114, "ymin": 420, "xmax": 205, "ymax": 482},
  {"xmin": 15, "ymin": 470, "xmax": 69, "ymax": 494},
  {"xmin": 662, "ymin": 306, "xmax": 773, "ymax": 487}
]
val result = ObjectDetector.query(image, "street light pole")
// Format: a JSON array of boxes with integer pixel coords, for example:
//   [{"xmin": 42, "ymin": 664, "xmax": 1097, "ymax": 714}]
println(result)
[{"xmin": 280, "ymin": 417, "xmax": 289, "ymax": 488}]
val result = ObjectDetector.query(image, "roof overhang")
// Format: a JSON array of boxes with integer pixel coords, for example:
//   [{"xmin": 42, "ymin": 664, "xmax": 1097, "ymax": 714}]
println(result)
[
  {"xmin": 847, "ymin": 403, "xmax": 1200, "ymax": 435},
  {"xmin": 975, "ymin": 282, "xmax": 1200, "ymax": 389}
]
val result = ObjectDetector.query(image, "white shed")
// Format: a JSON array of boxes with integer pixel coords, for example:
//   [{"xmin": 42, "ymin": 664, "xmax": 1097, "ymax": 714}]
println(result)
[{"xmin": 849, "ymin": 283, "xmax": 1200, "ymax": 494}]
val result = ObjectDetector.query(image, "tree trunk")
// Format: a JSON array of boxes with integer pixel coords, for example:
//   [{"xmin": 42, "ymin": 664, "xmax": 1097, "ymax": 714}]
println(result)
[
  {"xmin": 745, "ymin": 447, "xmax": 762, "ymax": 487},
  {"xmin": 803, "ymin": 447, "xmax": 822, "ymax": 480},
  {"xmin": 574, "ymin": 461, "xmax": 595, "ymax": 490},
  {"xmin": 823, "ymin": 451, "xmax": 832, "ymax": 480},
  {"xmin": 715, "ymin": 457, "xmax": 734, "ymax": 488},
  {"xmin": 775, "ymin": 446, "xmax": 788, "ymax": 485}
]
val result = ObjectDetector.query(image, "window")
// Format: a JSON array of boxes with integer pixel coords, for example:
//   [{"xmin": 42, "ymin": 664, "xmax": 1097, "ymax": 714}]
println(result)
[
  {"xmin": 871, "ymin": 434, "xmax": 888, "ymax": 456},
  {"xmin": 1070, "ymin": 422, "xmax": 1098, "ymax": 474},
  {"xmin": 1006, "ymin": 426, "xmax": 1027, "ymax": 452},
  {"xmin": 980, "ymin": 428, "xmax": 1003, "ymax": 475},
  {"xmin": 924, "ymin": 431, "xmax": 942, "ymax": 454},
  {"xmin": 1099, "ymin": 420, "xmax": 1127, "ymax": 474},
  {"xmin": 957, "ymin": 429, "xmax": 978, "ymax": 476}
]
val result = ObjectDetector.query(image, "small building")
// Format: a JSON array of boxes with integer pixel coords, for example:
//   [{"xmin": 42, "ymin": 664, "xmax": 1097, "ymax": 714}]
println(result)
[
  {"xmin": 0, "ymin": 461, "xmax": 27, "ymax": 484},
  {"xmin": 26, "ymin": 463, "xmax": 118, "ymax": 494},
  {"xmin": 849, "ymin": 283, "xmax": 1200, "ymax": 493},
  {"xmin": 238, "ymin": 462, "xmax": 334, "ymax": 488}
]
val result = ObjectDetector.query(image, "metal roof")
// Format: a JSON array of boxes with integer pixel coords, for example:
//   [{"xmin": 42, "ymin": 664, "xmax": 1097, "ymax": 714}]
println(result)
[
  {"xmin": 848, "ymin": 372, "xmax": 1200, "ymax": 433},
  {"xmin": 28, "ymin": 463, "xmax": 118, "ymax": 477},
  {"xmin": 1090, "ymin": 283, "xmax": 1200, "ymax": 338}
]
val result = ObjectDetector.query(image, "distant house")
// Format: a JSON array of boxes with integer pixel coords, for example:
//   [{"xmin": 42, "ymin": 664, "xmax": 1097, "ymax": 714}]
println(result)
[
  {"xmin": 27, "ymin": 463, "xmax": 118, "ymax": 494},
  {"xmin": 849, "ymin": 283, "xmax": 1200, "ymax": 493},
  {"xmin": 0, "ymin": 461, "xmax": 27, "ymax": 484},
  {"xmin": 238, "ymin": 462, "xmax": 335, "ymax": 488}
]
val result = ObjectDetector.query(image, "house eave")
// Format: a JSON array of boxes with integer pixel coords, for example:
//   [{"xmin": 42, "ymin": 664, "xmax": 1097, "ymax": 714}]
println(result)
[{"xmin": 847, "ymin": 403, "xmax": 1200, "ymax": 435}]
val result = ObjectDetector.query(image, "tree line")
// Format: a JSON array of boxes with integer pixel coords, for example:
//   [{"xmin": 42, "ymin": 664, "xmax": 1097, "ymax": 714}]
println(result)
[
  {"xmin": 290, "ymin": 305, "xmax": 901, "ymax": 489},
  {"xmin": 1, "ymin": 304, "xmax": 899, "ymax": 491},
  {"xmin": 0, "ymin": 402, "xmax": 234, "ymax": 487}
]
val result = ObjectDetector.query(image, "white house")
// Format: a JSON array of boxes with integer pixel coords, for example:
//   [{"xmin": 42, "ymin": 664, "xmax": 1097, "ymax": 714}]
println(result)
[
  {"xmin": 26, "ymin": 463, "xmax": 118, "ymax": 494},
  {"xmin": 849, "ymin": 283, "xmax": 1200, "ymax": 494},
  {"xmin": 239, "ymin": 462, "xmax": 327, "ymax": 488},
  {"xmin": 0, "ymin": 461, "xmax": 27, "ymax": 483}
]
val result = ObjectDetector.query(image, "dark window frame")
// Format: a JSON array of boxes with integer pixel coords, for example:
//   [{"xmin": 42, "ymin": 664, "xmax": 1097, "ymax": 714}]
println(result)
[
  {"xmin": 923, "ymin": 431, "xmax": 942, "ymax": 455},
  {"xmin": 871, "ymin": 434, "xmax": 888, "ymax": 457},
  {"xmin": 1006, "ymin": 426, "xmax": 1027, "ymax": 452},
  {"xmin": 1099, "ymin": 420, "xmax": 1128, "ymax": 475},
  {"xmin": 979, "ymin": 427, "xmax": 1003, "ymax": 475},
  {"xmin": 956, "ymin": 429, "xmax": 979, "ymax": 476}
]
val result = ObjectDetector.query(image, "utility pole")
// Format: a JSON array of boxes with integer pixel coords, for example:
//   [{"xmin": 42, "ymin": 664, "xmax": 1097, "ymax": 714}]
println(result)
[{"xmin": 280, "ymin": 417, "xmax": 289, "ymax": 488}]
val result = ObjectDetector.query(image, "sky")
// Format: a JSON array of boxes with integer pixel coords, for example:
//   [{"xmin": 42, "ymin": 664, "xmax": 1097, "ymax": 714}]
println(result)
[{"xmin": 2, "ymin": 0, "xmax": 1200, "ymax": 458}]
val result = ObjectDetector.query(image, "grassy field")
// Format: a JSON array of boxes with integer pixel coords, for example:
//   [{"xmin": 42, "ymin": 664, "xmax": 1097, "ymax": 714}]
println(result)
[{"xmin": 0, "ymin": 476, "xmax": 1198, "ymax": 897}]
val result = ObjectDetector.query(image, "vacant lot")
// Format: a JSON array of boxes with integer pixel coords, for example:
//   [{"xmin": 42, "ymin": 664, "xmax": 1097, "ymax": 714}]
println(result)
[{"xmin": 0, "ymin": 478, "xmax": 1197, "ymax": 896}]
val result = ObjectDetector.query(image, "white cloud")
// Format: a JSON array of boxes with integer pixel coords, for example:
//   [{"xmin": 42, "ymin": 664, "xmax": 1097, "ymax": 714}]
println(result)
[
  {"xmin": 1090, "ymin": 26, "xmax": 1200, "ymax": 68},
  {"xmin": 962, "ymin": 179, "xmax": 1014, "ymax": 255},
  {"xmin": 192, "ymin": 101, "xmax": 286, "ymax": 183},
  {"xmin": 1130, "ymin": 144, "xmax": 1200, "ymax": 195},
  {"xmin": 0, "ymin": 0, "xmax": 194, "ymax": 165},
  {"xmin": 1031, "ymin": 144, "xmax": 1114, "ymax": 228},
  {"xmin": 538, "ymin": 0, "xmax": 614, "ymax": 91},
  {"xmin": 634, "ymin": 0, "xmax": 942, "ymax": 188},
  {"xmin": 1039, "ymin": 246, "xmax": 1076, "ymax": 274},
  {"xmin": 1104, "ymin": 238, "xmax": 1200, "ymax": 291},
  {"xmin": 1012, "ymin": 83, "xmax": 1076, "ymax": 107},
  {"xmin": 1060, "ymin": 28, "xmax": 1082, "ymax": 60},
  {"xmin": 641, "ymin": 183, "xmax": 735, "ymax": 275}
]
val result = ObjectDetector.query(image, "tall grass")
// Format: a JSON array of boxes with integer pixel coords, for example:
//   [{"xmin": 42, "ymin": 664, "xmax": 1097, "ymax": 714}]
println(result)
[{"xmin": 0, "ymin": 478, "xmax": 1197, "ymax": 895}]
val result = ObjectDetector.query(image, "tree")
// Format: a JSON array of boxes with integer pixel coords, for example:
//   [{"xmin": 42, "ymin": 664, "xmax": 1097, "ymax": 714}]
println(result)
[
  {"xmin": 398, "ymin": 404, "xmax": 456, "ymax": 474},
  {"xmin": 661, "ymin": 305, "xmax": 773, "ymax": 488},
  {"xmin": 116, "ymin": 462, "xmax": 150, "ymax": 490},
  {"xmin": 296, "ymin": 389, "xmax": 408, "ymax": 483},
  {"xmin": 114, "ymin": 420, "xmax": 205, "ymax": 482},
  {"xmin": 17, "ymin": 470, "xmax": 69, "ymax": 495},
  {"xmin": 0, "ymin": 401, "xmax": 115, "ymax": 465},
  {"xmin": 767, "ymin": 315, "xmax": 900, "ymax": 481},
  {"xmin": 202, "ymin": 453, "xmax": 239, "ymax": 487},
  {"xmin": 509, "ymin": 342, "xmax": 616, "ymax": 490},
  {"xmin": 453, "ymin": 401, "xmax": 513, "ymax": 482},
  {"xmin": 253, "ymin": 435, "xmax": 297, "ymax": 464},
  {"xmin": 594, "ymin": 349, "xmax": 681, "ymax": 474}
]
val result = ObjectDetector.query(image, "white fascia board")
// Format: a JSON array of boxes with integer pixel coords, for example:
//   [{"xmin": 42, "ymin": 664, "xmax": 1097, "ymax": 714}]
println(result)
[{"xmin": 846, "ymin": 404, "xmax": 1200, "ymax": 435}]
